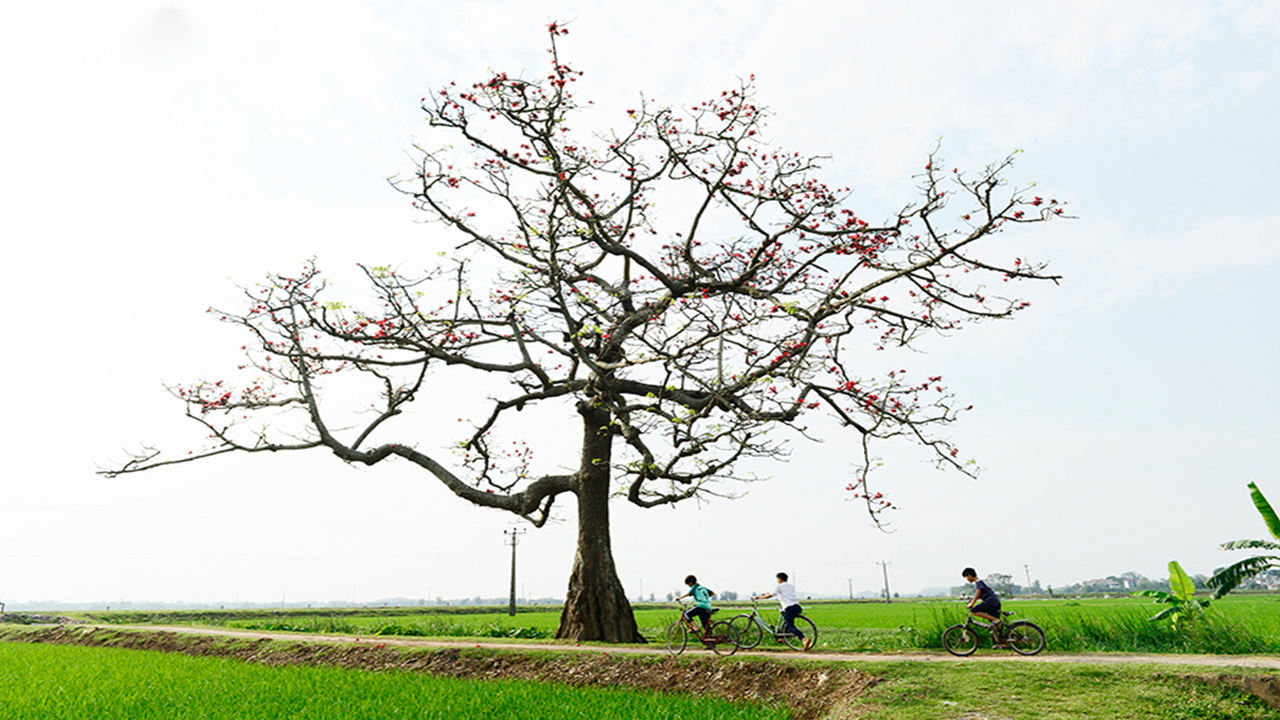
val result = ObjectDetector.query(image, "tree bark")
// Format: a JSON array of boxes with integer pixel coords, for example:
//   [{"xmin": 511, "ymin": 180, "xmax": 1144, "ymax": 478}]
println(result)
[{"xmin": 555, "ymin": 401, "xmax": 644, "ymax": 642}]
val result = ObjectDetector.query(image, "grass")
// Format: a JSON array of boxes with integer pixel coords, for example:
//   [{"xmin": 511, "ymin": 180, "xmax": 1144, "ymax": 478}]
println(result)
[
  {"xmin": 0, "ymin": 642, "xmax": 789, "ymax": 720},
  {"xmin": 233, "ymin": 615, "xmax": 554, "ymax": 640},
  {"xmin": 854, "ymin": 660, "xmax": 1277, "ymax": 719},
  {"xmin": 804, "ymin": 595, "xmax": 1280, "ymax": 655},
  {"xmin": 67, "ymin": 593, "xmax": 1280, "ymax": 655},
  {"xmin": 4, "ymin": 637, "xmax": 1277, "ymax": 719}
]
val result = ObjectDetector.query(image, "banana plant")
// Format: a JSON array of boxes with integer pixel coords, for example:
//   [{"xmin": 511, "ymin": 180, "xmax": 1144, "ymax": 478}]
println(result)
[
  {"xmin": 1206, "ymin": 482, "xmax": 1280, "ymax": 599},
  {"xmin": 1133, "ymin": 560, "xmax": 1210, "ymax": 629}
]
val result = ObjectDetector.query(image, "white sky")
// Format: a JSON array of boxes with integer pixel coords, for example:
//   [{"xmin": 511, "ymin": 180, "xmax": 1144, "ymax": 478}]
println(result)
[{"xmin": 3, "ymin": 0, "xmax": 1279, "ymax": 607}]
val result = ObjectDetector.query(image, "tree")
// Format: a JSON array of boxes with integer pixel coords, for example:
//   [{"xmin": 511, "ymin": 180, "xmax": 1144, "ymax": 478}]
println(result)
[
  {"xmin": 1207, "ymin": 482, "xmax": 1280, "ymax": 598},
  {"xmin": 986, "ymin": 572, "xmax": 1015, "ymax": 597},
  {"xmin": 102, "ymin": 24, "xmax": 1065, "ymax": 642}
]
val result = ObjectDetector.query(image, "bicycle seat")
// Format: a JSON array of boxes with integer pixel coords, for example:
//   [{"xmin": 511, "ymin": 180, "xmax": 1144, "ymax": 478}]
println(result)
[
  {"xmin": 709, "ymin": 608, "xmax": 720, "ymax": 615},
  {"xmin": 1000, "ymin": 611, "xmax": 1013, "ymax": 617}
]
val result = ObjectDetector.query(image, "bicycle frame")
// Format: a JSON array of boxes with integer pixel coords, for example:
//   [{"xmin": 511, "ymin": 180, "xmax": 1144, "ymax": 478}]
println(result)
[
  {"xmin": 728, "ymin": 599, "xmax": 817, "ymax": 651},
  {"xmin": 673, "ymin": 598, "xmax": 716, "ymax": 637},
  {"xmin": 963, "ymin": 614, "xmax": 1005, "ymax": 636},
  {"xmin": 741, "ymin": 601, "xmax": 786, "ymax": 637},
  {"xmin": 666, "ymin": 599, "xmax": 737, "ymax": 656},
  {"xmin": 942, "ymin": 609, "xmax": 1045, "ymax": 656}
]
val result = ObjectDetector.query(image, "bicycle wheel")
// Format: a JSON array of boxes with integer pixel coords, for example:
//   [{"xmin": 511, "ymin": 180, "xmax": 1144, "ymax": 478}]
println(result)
[
  {"xmin": 1005, "ymin": 621, "xmax": 1046, "ymax": 656},
  {"xmin": 707, "ymin": 620, "xmax": 739, "ymax": 656},
  {"xmin": 942, "ymin": 624, "xmax": 978, "ymax": 656},
  {"xmin": 781, "ymin": 615, "xmax": 818, "ymax": 650},
  {"xmin": 729, "ymin": 614, "xmax": 764, "ymax": 650},
  {"xmin": 664, "ymin": 621, "xmax": 688, "ymax": 655}
]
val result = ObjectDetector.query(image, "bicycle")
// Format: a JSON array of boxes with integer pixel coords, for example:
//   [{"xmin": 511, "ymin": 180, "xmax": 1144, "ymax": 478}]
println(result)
[
  {"xmin": 727, "ymin": 598, "xmax": 818, "ymax": 651},
  {"xmin": 665, "ymin": 600, "xmax": 739, "ymax": 655},
  {"xmin": 941, "ymin": 610, "xmax": 1045, "ymax": 656}
]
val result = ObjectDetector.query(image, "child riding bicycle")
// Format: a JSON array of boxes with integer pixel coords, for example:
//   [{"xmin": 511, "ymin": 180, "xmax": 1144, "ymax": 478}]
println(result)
[
  {"xmin": 962, "ymin": 567, "xmax": 1001, "ymax": 621},
  {"xmin": 962, "ymin": 567, "xmax": 1005, "ymax": 645},
  {"xmin": 675, "ymin": 574, "xmax": 716, "ymax": 634},
  {"xmin": 753, "ymin": 572, "xmax": 811, "ymax": 651}
]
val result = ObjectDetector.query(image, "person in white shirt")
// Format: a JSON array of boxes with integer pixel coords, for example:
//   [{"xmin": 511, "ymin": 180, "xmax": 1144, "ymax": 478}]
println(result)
[{"xmin": 752, "ymin": 572, "xmax": 810, "ymax": 650}]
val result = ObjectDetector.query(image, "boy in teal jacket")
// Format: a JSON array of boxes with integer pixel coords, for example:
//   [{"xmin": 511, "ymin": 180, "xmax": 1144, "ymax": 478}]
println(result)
[{"xmin": 676, "ymin": 574, "xmax": 716, "ymax": 633}]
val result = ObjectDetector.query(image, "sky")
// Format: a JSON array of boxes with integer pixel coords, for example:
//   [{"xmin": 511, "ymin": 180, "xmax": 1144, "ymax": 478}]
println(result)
[{"xmin": 2, "ymin": 0, "xmax": 1279, "ymax": 609}]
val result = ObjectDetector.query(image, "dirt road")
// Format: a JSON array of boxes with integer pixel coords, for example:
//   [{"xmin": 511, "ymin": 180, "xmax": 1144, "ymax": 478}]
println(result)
[{"xmin": 115, "ymin": 624, "xmax": 1280, "ymax": 669}]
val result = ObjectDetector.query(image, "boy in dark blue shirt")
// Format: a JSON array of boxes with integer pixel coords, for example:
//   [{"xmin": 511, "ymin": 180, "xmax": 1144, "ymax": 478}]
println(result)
[{"xmin": 962, "ymin": 567, "xmax": 1001, "ymax": 622}]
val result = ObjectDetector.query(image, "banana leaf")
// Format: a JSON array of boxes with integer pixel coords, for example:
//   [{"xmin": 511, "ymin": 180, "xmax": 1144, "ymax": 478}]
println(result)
[
  {"xmin": 1132, "ymin": 589, "xmax": 1174, "ymax": 603},
  {"xmin": 1208, "ymin": 555, "xmax": 1280, "ymax": 599},
  {"xmin": 1248, "ymin": 482, "xmax": 1280, "ymax": 541},
  {"xmin": 1168, "ymin": 560, "xmax": 1196, "ymax": 602},
  {"xmin": 1220, "ymin": 539, "xmax": 1280, "ymax": 551}
]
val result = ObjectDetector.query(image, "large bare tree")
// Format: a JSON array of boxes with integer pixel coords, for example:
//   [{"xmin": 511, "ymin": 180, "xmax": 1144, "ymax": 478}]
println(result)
[{"xmin": 103, "ymin": 25, "xmax": 1065, "ymax": 642}]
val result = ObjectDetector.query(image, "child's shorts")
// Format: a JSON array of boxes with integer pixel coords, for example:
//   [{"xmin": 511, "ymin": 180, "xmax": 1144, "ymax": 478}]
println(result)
[
  {"xmin": 683, "ymin": 607, "xmax": 711, "ymax": 625},
  {"xmin": 972, "ymin": 600, "xmax": 1001, "ymax": 617}
]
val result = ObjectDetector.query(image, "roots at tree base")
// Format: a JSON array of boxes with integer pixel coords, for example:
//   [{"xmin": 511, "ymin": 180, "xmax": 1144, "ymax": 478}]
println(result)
[{"xmin": 556, "ymin": 556, "xmax": 644, "ymax": 643}]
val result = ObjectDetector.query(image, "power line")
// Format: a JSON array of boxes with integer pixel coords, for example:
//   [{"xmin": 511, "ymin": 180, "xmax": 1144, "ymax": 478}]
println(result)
[{"xmin": 504, "ymin": 528, "xmax": 525, "ymax": 617}]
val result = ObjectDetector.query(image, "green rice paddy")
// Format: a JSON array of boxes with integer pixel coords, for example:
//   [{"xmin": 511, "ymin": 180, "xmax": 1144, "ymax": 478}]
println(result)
[{"xmin": 0, "ymin": 642, "xmax": 786, "ymax": 720}]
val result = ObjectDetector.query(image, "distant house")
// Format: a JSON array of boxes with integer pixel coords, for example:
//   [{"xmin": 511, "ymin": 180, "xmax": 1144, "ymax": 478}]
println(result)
[
  {"xmin": 1081, "ymin": 577, "xmax": 1125, "ymax": 592},
  {"xmin": 1241, "ymin": 568, "xmax": 1280, "ymax": 591}
]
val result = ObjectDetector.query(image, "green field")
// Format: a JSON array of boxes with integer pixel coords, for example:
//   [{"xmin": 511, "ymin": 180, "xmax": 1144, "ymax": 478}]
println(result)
[
  {"xmin": 803, "ymin": 595, "xmax": 1280, "ymax": 654},
  {"xmin": 3, "ymin": 635, "xmax": 1277, "ymax": 719},
  {"xmin": 0, "ymin": 642, "xmax": 786, "ymax": 720},
  {"xmin": 74, "ymin": 594, "xmax": 1280, "ymax": 655},
  {"xmin": 11, "ymin": 596, "xmax": 1280, "ymax": 719}
]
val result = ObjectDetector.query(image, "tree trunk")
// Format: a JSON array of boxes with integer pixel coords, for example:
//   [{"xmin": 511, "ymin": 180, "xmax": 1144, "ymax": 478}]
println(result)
[{"xmin": 555, "ymin": 402, "xmax": 644, "ymax": 642}]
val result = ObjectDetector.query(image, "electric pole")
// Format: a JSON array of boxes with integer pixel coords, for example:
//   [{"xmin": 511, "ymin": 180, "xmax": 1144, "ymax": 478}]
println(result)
[
  {"xmin": 504, "ymin": 527, "xmax": 525, "ymax": 617},
  {"xmin": 848, "ymin": 578, "xmax": 854, "ymax": 600},
  {"xmin": 877, "ymin": 561, "xmax": 892, "ymax": 603},
  {"xmin": 1024, "ymin": 564, "xmax": 1033, "ymax": 596}
]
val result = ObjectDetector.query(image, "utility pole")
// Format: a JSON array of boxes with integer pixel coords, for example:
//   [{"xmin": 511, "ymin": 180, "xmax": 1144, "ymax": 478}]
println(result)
[
  {"xmin": 877, "ymin": 561, "xmax": 892, "ymax": 603},
  {"xmin": 504, "ymin": 527, "xmax": 525, "ymax": 617},
  {"xmin": 848, "ymin": 578, "xmax": 854, "ymax": 601},
  {"xmin": 1024, "ymin": 565, "xmax": 1033, "ymax": 595}
]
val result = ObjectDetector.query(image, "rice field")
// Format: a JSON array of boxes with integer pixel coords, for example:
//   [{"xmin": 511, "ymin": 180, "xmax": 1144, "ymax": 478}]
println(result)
[
  {"xmin": 77, "ymin": 593, "xmax": 1280, "ymax": 655},
  {"xmin": 797, "ymin": 594, "xmax": 1280, "ymax": 654},
  {"xmin": 0, "ymin": 642, "xmax": 788, "ymax": 720}
]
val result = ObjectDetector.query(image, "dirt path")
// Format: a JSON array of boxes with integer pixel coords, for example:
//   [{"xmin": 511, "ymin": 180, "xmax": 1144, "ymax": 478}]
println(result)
[{"xmin": 115, "ymin": 624, "xmax": 1280, "ymax": 669}]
